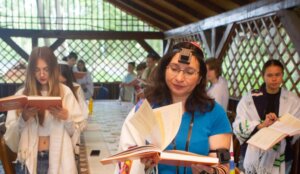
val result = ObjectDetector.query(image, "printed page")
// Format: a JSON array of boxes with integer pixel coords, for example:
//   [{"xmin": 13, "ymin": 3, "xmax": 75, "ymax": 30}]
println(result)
[
  {"xmin": 100, "ymin": 145, "xmax": 161, "ymax": 165},
  {"xmin": 247, "ymin": 127, "xmax": 286, "ymax": 150},
  {"xmin": 128, "ymin": 100, "xmax": 162, "ymax": 148},
  {"xmin": 270, "ymin": 121, "xmax": 300, "ymax": 136},
  {"xmin": 128, "ymin": 100, "xmax": 182, "ymax": 150},
  {"xmin": 153, "ymin": 102, "xmax": 182, "ymax": 149},
  {"xmin": 271, "ymin": 113, "xmax": 300, "ymax": 136}
]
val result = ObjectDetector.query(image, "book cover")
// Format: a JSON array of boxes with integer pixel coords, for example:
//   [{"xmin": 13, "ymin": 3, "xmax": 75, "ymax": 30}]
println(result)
[
  {"xmin": 0, "ymin": 95, "xmax": 62, "ymax": 111},
  {"xmin": 100, "ymin": 145, "xmax": 219, "ymax": 167},
  {"xmin": 247, "ymin": 113, "xmax": 300, "ymax": 150}
]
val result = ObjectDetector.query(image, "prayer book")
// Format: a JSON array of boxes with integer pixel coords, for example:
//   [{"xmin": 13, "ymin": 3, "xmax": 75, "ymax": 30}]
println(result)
[
  {"xmin": 100, "ymin": 100, "xmax": 219, "ymax": 166},
  {"xmin": 100, "ymin": 144, "xmax": 219, "ymax": 166},
  {"xmin": 247, "ymin": 113, "xmax": 300, "ymax": 150},
  {"xmin": 0, "ymin": 95, "xmax": 62, "ymax": 111},
  {"xmin": 73, "ymin": 72, "xmax": 87, "ymax": 79}
]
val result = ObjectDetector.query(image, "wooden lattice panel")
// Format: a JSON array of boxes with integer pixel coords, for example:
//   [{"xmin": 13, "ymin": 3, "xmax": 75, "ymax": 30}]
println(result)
[
  {"xmin": 0, "ymin": 40, "xmax": 26, "ymax": 83},
  {"xmin": 54, "ymin": 39, "xmax": 148, "ymax": 82},
  {"xmin": 223, "ymin": 15, "xmax": 299, "ymax": 98}
]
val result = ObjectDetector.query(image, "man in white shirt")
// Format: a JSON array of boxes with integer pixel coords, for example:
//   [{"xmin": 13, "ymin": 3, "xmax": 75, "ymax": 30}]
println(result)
[{"xmin": 205, "ymin": 58, "xmax": 229, "ymax": 110}]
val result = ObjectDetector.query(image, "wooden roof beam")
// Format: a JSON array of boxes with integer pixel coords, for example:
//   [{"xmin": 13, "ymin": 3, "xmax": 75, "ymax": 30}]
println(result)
[
  {"xmin": 107, "ymin": 0, "xmax": 175, "ymax": 30},
  {"xmin": 192, "ymin": 0, "xmax": 227, "ymax": 14},
  {"xmin": 132, "ymin": 0, "xmax": 186, "ymax": 26},
  {"xmin": 230, "ymin": 0, "xmax": 253, "ymax": 6},
  {"xmin": 157, "ymin": 0, "xmax": 200, "ymax": 22},
  {"xmin": 0, "ymin": 29, "xmax": 164, "ymax": 40},
  {"xmin": 167, "ymin": 0, "xmax": 207, "ymax": 20},
  {"xmin": 1, "ymin": 36, "xmax": 29, "ymax": 61},
  {"xmin": 165, "ymin": 0, "xmax": 300, "ymax": 38}
]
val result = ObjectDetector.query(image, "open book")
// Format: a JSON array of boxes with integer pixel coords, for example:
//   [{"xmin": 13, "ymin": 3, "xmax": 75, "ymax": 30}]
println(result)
[
  {"xmin": 100, "ymin": 144, "xmax": 219, "ymax": 166},
  {"xmin": 0, "ymin": 95, "xmax": 62, "ymax": 111},
  {"xmin": 247, "ymin": 113, "xmax": 300, "ymax": 150},
  {"xmin": 101, "ymin": 100, "xmax": 219, "ymax": 166}
]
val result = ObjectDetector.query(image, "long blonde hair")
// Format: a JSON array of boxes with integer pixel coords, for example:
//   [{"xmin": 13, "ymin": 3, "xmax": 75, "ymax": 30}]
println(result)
[{"xmin": 23, "ymin": 46, "xmax": 61, "ymax": 125}]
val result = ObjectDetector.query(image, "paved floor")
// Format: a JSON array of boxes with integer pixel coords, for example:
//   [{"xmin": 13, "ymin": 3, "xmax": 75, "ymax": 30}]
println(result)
[{"xmin": 83, "ymin": 100, "xmax": 134, "ymax": 174}]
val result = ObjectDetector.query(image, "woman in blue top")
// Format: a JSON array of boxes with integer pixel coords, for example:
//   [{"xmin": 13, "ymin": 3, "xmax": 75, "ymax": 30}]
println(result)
[{"xmin": 117, "ymin": 42, "xmax": 232, "ymax": 174}]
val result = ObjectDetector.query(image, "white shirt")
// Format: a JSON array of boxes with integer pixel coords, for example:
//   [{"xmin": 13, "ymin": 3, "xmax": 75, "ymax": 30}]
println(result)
[{"xmin": 207, "ymin": 76, "xmax": 229, "ymax": 110}]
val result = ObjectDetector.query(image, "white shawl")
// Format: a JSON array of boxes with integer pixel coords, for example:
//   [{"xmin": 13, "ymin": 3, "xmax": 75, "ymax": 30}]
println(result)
[
  {"xmin": 233, "ymin": 89, "xmax": 300, "ymax": 174},
  {"xmin": 17, "ymin": 117, "xmax": 77, "ymax": 174},
  {"xmin": 4, "ymin": 84, "xmax": 84, "ymax": 174}
]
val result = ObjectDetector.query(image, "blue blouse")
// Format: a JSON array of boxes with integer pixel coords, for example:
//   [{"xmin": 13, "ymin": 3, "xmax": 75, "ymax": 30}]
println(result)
[{"xmin": 158, "ymin": 102, "xmax": 232, "ymax": 174}]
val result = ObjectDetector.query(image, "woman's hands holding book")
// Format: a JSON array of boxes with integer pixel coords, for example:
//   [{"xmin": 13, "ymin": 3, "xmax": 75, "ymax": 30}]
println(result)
[
  {"xmin": 140, "ymin": 155, "xmax": 159, "ymax": 173},
  {"xmin": 191, "ymin": 164, "xmax": 216, "ymax": 174},
  {"xmin": 49, "ymin": 106, "xmax": 68, "ymax": 120}
]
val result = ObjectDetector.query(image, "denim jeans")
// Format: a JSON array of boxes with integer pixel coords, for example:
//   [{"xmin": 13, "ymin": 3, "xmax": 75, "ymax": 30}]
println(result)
[{"xmin": 15, "ymin": 151, "xmax": 49, "ymax": 174}]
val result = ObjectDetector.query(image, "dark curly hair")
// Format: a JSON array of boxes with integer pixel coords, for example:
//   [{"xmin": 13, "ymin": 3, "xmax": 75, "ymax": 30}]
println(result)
[{"xmin": 144, "ymin": 42, "xmax": 214, "ymax": 113}]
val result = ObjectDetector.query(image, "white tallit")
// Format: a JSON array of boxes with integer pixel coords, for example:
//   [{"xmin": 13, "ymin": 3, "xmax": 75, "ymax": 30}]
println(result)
[
  {"xmin": 4, "ymin": 84, "xmax": 84, "ymax": 174},
  {"xmin": 232, "ymin": 89, "xmax": 300, "ymax": 174}
]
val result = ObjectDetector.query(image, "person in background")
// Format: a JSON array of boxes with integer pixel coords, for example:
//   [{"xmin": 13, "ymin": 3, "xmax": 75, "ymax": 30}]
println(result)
[
  {"xmin": 136, "ymin": 62, "xmax": 147, "ymax": 79},
  {"xmin": 58, "ymin": 60, "xmax": 88, "ymax": 155},
  {"xmin": 67, "ymin": 51, "xmax": 78, "ymax": 71},
  {"xmin": 119, "ymin": 62, "xmax": 137, "ymax": 103},
  {"xmin": 232, "ymin": 59, "xmax": 300, "ymax": 174},
  {"xmin": 4, "ymin": 47, "xmax": 83, "ymax": 173},
  {"xmin": 133, "ymin": 62, "xmax": 147, "ymax": 102},
  {"xmin": 116, "ymin": 42, "xmax": 232, "ymax": 174},
  {"xmin": 62, "ymin": 56, "xmax": 68, "ymax": 62},
  {"xmin": 76, "ymin": 59, "xmax": 94, "ymax": 100},
  {"xmin": 140, "ymin": 52, "xmax": 160, "ymax": 86},
  {"xmin": 205, "ymin": 58, "xmax": 229, "ymax": 110}
]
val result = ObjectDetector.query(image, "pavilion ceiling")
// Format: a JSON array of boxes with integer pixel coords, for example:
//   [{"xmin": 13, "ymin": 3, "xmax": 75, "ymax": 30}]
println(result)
[{"xmin": 107, "ymin": 0, "xmax": 257, "ymax": 31}]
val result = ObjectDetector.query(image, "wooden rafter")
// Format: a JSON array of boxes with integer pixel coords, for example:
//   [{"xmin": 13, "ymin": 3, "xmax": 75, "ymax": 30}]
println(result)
[
  {"xmin": 132, "ymin": 0, "xmax": 186, "ymax": 26},
  {"xmin": 136, "ymin": 39, "xmax": 157, "ymax": 55},
  {"xmin": 0, "ymin": 29, "xmax": 164, "ymax": 40},
  {"xmin": 230, "ymin": 0, "xmax": 252, "ymax": 6},
  {"xmin": 107, "ymin": 0, "xmax": 174, "ymax": 30},
  {"xmin": 1, "ymin": 36, "xmax": 29, "ymax": 60},
  {"xmin": 157, "ymin": 0, "xmax": 199, "ymax": 22},
  {"xmin": 50, "ymin": 38, "xmax": 66, "ymax": 51},
  {"xmin": 165, "ymin": 0, "xmax": 300, "ymax": 38},
  {"xmin": 167, "ymin": 0, "xmax": 206, "ymax": 20},
  {"xmin": 215, "ymin": 23, "xmax": 235, "ymax": 59},
  {"xmin": 195, "ymin": 0, "xmax": 227, "ymax": 14}
]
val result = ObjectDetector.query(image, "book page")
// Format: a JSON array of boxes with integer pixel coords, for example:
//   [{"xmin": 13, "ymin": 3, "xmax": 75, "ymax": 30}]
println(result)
[
  {"xmin": 270, "ymin": 113, "xmax": 300, "ymax": 136},
  {"xmin": 100, "ymin": 145, "xmax": 161, "ymax": 165},
  {"xmin": 128, "ymin": 100, "xmax": 182, "ymax": 150},
  {"xmin": 247, "ymin": 127, "xmax": 286, "ymax": 150},
  {"xmin": 128, "ymin": 100, "xmax": 162, "ymax": 147},
  {"xmin": 153, "ymin": 102, "xmax": 182, "ymax": 149}
]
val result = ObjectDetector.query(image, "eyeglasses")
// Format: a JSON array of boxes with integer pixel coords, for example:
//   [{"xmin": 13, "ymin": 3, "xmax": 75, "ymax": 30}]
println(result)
[{"xmin": 166, "ymin": 63, "xmax": 199, "ymax": 78}]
